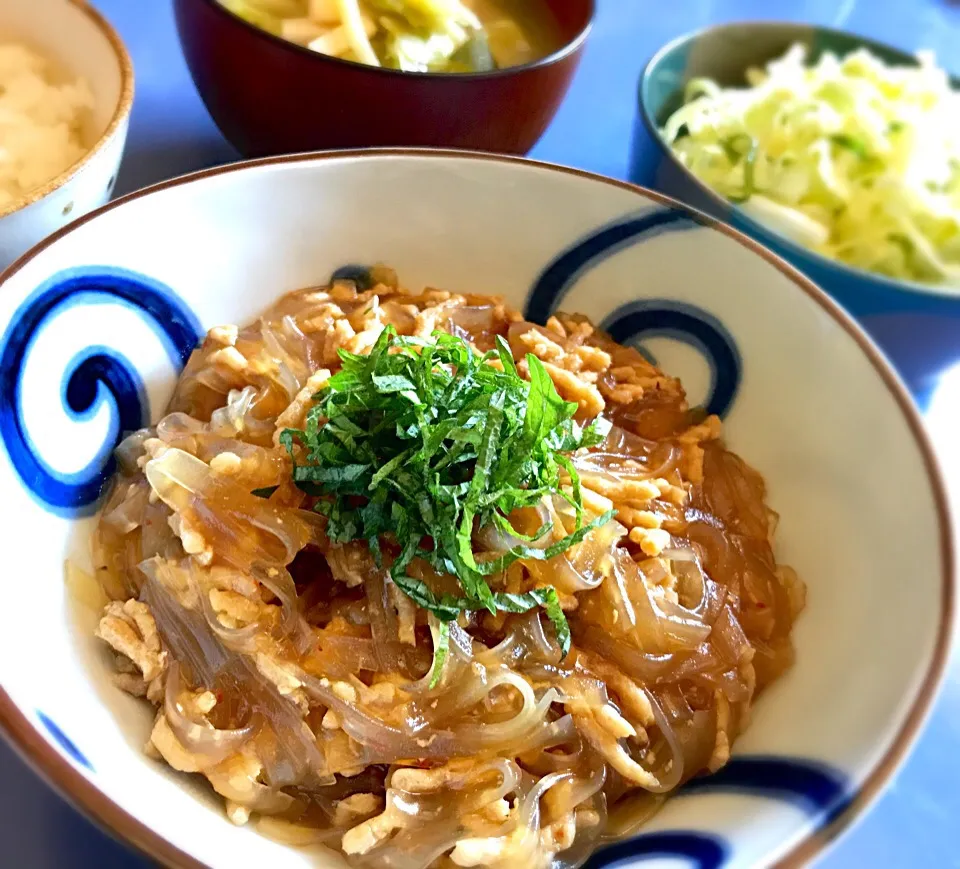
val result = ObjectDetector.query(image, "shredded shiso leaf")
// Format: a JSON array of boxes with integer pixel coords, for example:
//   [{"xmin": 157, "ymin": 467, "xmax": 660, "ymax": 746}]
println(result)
[{"xmin": 282, "ymin": 328, "xmax": 613, "ymax": 666}]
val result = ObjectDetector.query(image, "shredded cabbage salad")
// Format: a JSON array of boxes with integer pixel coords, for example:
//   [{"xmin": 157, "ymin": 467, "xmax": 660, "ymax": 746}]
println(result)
[{"xmin": 662, "ymin": 44, "xmax": 960, "ymax": 287}]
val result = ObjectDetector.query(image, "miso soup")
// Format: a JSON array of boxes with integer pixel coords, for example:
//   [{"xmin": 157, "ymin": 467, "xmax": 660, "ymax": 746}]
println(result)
[
  {"xmin": 218, "ymin": 0, "xmax": 564, "ymax": 73},
  {"xmin": 463, "ymin": 0, "xmax": 563, "ymax": 70}
]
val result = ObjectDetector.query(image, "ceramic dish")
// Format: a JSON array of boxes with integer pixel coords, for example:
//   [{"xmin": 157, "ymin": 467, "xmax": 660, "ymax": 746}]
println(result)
[
  {"xmin": 173, "ymin": 0, "xmax": 592, "ymax": 156},
  {"xmin": 630, "ymin": 22, "xmax": 960, "ymax": 321},
  {"xmin": 0, "ymin": 150, "xmax": 952, "ymax": 869},
  {"xmin": 0, "ymin": 0, "xmax": 133, "ymax": 269}
]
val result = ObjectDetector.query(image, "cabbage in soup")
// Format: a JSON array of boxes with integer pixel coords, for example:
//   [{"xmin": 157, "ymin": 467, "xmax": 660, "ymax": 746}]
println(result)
[{"xmin": 218, "ymin": 0, "xmax": 562, "ymax": 73}]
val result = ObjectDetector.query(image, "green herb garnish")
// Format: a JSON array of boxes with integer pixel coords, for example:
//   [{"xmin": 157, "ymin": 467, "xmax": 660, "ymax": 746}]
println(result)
[
  {"xmin": 721, "ymin": 133, "xmax": 760, "ymax": 203},
  {"xmin": 829, "ymin": 133, "xmax": 870, "ymax": 160},
  {"xmin": 445, "ymin": 31, "xmax": 497, "ymax": 73},
  {"xmin": 428, "ymin": 619, "xmax": 450, "ymax": 689},
  {"xmin": 281, "ymin": 327, "xmax": 613, "ymax": 666}
]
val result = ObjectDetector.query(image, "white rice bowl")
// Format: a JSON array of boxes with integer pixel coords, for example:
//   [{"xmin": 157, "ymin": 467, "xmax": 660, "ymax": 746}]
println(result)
[
  {"xmin": 0, "ymin": 0, "xmax": 132, "ymax": 268},
  {"xmin": 0, "ymin": 42, "xmax": 94, "ymax": 209}
]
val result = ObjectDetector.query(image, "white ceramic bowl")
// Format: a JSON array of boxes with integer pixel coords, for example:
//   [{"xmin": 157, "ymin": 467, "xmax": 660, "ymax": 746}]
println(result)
[
  {"xmin": 0, "ymin": 151, "xmax": 952, "ymax": 869},
  {"xmin": 0, "ymin": 0, "xmax": 133, "ymax": 269}
]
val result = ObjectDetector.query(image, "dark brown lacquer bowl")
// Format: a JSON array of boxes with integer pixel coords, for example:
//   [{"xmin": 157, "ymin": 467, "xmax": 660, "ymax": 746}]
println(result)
[{"xmin": 173, "ymin": 0, "xmax": 594, "ymax": 156}]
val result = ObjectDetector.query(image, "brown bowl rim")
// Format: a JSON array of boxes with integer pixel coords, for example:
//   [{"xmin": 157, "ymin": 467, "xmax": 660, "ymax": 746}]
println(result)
[
  {"xmin": 0, "ymin": 148, "xmax": 952, "ymax": 869},
  {"xmin": 636, "ymin": 18, "xmax": 960, "ymax": 301},
  {"xmin": 0, "ymin": 0, "xmax": 135, "ymax": 221},
  {"xmin": 186, "ymin": 0, "xmax": 595, "ymax": 81}
]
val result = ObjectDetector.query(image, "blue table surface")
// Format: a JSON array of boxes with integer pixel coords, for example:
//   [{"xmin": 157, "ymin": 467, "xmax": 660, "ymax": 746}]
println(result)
[{"xmin": 6, "ymin": 0, "xmax": 960, "ymax": 866}]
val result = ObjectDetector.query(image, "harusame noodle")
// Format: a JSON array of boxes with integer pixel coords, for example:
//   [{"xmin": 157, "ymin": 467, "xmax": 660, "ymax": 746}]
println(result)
[{"xmin": 91, "ymin": 268, "xmax": 804, "ymax": 869}]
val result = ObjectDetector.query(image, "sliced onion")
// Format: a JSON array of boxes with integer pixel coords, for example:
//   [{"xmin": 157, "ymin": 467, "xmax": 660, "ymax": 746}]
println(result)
[
  {"xmin": 145, "ymin": 448, "xmax": 209, "ymax": 510},
  {"xmin": 114, "ymin": 429, "xmax": 153, "ymax": 473},
  {"xmin": 261, "ymin": 319, "xmax": 309, "ymax": 398},
  {"xmin": 102, "ymin": 482, "xmax": 149, "ymax": 535},
  {"xmin": 156, "ymin": 412, "xmax": 205, "ymax": 443}
]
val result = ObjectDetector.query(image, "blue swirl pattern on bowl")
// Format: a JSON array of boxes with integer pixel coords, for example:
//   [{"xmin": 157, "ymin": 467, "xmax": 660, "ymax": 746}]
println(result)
[
  {"xmin": 527, "ymin": 209, "xmax": 741, "ymax": 417},
  {"xmin": 525, "ymin": 209, "xmax": 698, "ymax": 323},
  {"xmin": 599, "ymin": 299, "xmax": 740, "ymax": 418},
  {"xmin": 0, "ymin": 266, "xmax": 201, "ymax": 514},
  {"xmin": 584, "ymin": 759, "xmax": 848, "ymax": 867},
  {"xmin": 37, "ymin": 713, "xmax": 93, "ymax": 772},
  {"xmin": 589, "ymin": 831, "xmax": 727, "ymax": 869}
]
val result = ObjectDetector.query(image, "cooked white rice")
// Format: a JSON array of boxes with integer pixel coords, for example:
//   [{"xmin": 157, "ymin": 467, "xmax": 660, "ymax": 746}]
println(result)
[{"xmin": 0, "ymin": 43, "xmax": 94, "ymax": 209}]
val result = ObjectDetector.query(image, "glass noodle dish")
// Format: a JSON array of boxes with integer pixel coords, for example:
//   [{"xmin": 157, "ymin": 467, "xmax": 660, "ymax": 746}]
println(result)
[
  {"xmin": 662, "ymin": 45, "xmax": 960, "ymax": 287},
  {"xmin": 90, "ymin": 268, "xmax": 804, "ymax": 868},
  {"xmin": 217, "ymin": 0, "xmax": 560, "ymax": 73}
]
